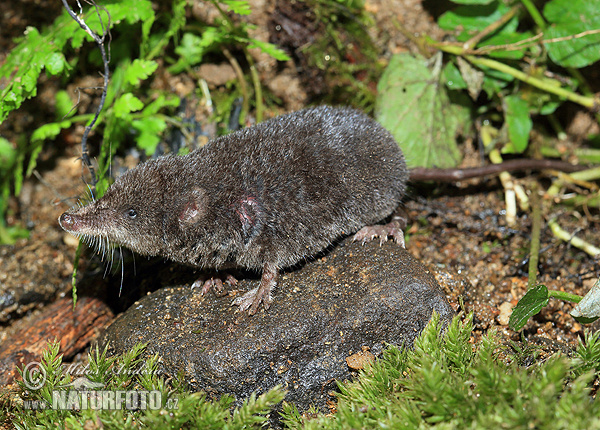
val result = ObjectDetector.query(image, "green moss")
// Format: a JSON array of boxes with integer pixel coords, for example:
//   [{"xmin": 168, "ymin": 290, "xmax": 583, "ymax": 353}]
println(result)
[{"xmin": 6, "ymin": 314, "xmax": 600, "ymax": 428}]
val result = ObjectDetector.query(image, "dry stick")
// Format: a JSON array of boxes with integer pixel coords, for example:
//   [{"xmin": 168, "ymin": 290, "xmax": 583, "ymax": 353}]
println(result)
[
  {"xmin": 409, "ymin": 159, "xmax": 586, "ymax": 182},
  {"xmin": 61, "ymin": 0, "xmax": 111, "ymax": 188},
  {"xmin": 463, "ymin": 4, "xmax": 521, "ymax": 51}
]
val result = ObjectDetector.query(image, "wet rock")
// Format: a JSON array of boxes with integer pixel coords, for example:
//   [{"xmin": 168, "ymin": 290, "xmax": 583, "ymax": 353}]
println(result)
[{"xmin": 100, "ymin": 239, "xmax": 454, "ymax": 412}]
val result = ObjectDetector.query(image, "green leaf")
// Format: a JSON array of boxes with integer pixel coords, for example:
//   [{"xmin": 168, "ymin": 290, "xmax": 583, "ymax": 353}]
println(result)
[
  {"xmin": 479, "ymin": 31, "xmax": 535, "ymax": 60},
  {"xmin": 543, "ymin": 0, "xmax": 600, "ymax": 68},
  {"xmin": 133, "ymin": 117, "xmax": 167, "ymax": 155},
  {"xmin": 503, "ymin": 94, "xmax": 532, "ymax": 153},
  {"xmin": 571, "ymin": 278, "xmax": 600, "ymax": 323},
  {"xmin": 0, "ymin": 137, "xmax": 17, "ymax": 170},
  {"xmin": 54, "ymin": 90, "xmax": 74, "ymax": 119},
  {"xmin": 45, "ymin": 52, "xmax": 66, "ymax": 75},
  {"xmin": 142, "ymin": 94, "xmax": 180, "ymax": 116},
  {"xmin": 30, "ymin": 120, "xmax": 72, "ymax": 143},
  {"xmin": 170, "ymin": 29, "xmax": 222, "ymax": 74},
  {"xmin": 28, "ymin": 121, "xmax": 71, "ymax": 178},
  {"xmin": 438, "ymin": 2, "xmax": 516, "ymax": 42},
  {"xmin": 443, "ymin": 61, "xmax": 468, "ymax": 91},
  {"xmin": 113, "ymin": 93, "xmax": 144, "ymax": 118},
  {"xmin": 125, "ymin": 59, "xmax": 158, "ymax": 86},
  {"xmin": 376, "ymin": 53, "xmax": 470, "ymax": 168},
  {"xmin": 247, "ymin": 38, "xmax": 291, "ymax": 61},
  {"xmin": 509, "ymin": 284, "xmax": 549, "ymax": 331},
  {"xmin": 224, "ymin": 0, "xmax": 252, "ymax": 15}
]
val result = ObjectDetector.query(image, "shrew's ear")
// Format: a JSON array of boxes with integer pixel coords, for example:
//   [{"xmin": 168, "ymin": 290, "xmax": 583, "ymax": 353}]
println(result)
[
  {"xmin": 237, "ymin": 194, "xmax": 264, "ymax": 244},
  {"xmin": 178, "ymin": 187, "xmax": 207, "ymax": 225}
]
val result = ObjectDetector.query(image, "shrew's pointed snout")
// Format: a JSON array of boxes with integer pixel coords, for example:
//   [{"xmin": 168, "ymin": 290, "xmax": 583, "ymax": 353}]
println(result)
[{"xmin": 59, "ymin": 212, "xmax": 79, "ymax": 233}]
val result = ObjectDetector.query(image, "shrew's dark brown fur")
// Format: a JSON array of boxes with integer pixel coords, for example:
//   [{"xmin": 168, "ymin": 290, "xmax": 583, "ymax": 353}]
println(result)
[{"xmin": 59, "ymin": 106, "xmax": 408, "ymax": 314}]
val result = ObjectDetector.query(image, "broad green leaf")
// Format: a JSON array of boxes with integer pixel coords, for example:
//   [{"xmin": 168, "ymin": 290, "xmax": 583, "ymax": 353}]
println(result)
[
  {"xmin": 376, "ymin": 53, "xmax": 470, "ymax": 168},
  {"xmin": 503, "ymin": 94, "xmax": 532, "ymax": 153},
  {"xmin": 509, "ymin": 285, "xmax": 549, "ymax": 331},
  {"xmin": 438, "ymin": 2, "xmax": 516, "ymax": 42},
  {"xmin": 442, "ymin": 62, "xmax": 468, "ymax": 91},
  {"xmin": 125, "ymin": 59, "xmax": 158, "ymax": 86},
  {"xmin": 543, "ymin": 0, "xmax": 600, "ymax": 68},
  {"xmin": 113, "ymin": 93, "xmax": 144, "ymax": 118},
  {"xmin": 571, "ymin": 278, "xmax": 600, "ymax": 323}
]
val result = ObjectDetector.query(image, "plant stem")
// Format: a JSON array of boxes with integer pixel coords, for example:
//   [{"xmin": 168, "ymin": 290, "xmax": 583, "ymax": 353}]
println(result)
[
  {"xmin": 528, "ymin": 185, "xmax": 542, "ymax": 289},
  {"xmin": 223, "ymin": 48, "xmax": 249, "ymax": 126},
  {"xmin": 244, "ymin": 49, "xmax": 263, "ymax": 123},
  {"xmin": 464, "ymin": 55, "xmax": 598, "ymax": 109},
  {"xmin": 548, "ymin": 290, "xmax": 582, "ymax": 303},
  {"xmin": 520, "ymin": 0, "xmax": 546, "ymax": 29},
  {"xmin": 548, "ymin": 218, "xmax": 600, "ymax": 256}
]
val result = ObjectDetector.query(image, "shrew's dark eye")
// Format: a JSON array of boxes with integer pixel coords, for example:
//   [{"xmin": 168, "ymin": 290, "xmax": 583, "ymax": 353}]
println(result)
[{"xmin": 126, "ymin": 208, "xmax": 137, "ymax": 219}]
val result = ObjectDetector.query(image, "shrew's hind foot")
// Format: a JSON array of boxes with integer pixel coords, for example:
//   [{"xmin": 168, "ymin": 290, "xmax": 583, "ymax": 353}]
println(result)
[
  {"xmin": 231, "ymin": 264, "xmax": 278, "ymax": 315},
  {"xmin": 353, "ymin": 212, "xmax": 407, "ymax": 248}
]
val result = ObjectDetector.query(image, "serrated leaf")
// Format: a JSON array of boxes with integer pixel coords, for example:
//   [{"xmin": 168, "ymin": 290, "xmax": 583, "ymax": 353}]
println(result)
[
  {"xmin": 113, "ymin": 93, "xmax": 144, "ymax": 118},
  {"xmin": 170, "ymin": 29, "xmax": 222, "ymax": 73},
  {"xmin": 133, "ymin": 117, "xmax": 167, "ymax": 155},
  {"xmin": 543, "ymin": 0, "xmax": 600, "ymax": 68},
  {"xmin": 376, "ymin": 53, "xmax": 470, "ymax": 168},
  {"xmin": 509, "ymin": 284, "xmax": 550, "ymax": 331},
  {"xmin": 31, "ymin": 120, "xmax": 72, "ymax": 143},
  {"xmin": 571, "ymin": 278, "xmax": 600, "ymax": 323},
  {"xmin": 503, "ymin": 94, "xmax": 532, "ymax": 153},
  {"xmin": 125, "ymin": 59, "xmax": 158, "ymax": 86},
  {"xmin": 45, "ymin": 52, "xmax": 66, "ymax": 75},
  {"xmin": 247, "ymin": 38, "xmax": 290, "ymax": 61},
  {"xmin": 224, "ymin": 0, "xmax": 252, "ymax": 15},
  {"xmin": 142, "ymin": 94, "xmax": 180, "ymax": 116}
]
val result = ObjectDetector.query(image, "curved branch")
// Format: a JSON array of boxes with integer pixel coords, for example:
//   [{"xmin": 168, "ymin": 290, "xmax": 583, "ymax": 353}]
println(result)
[{"xmin": 61, "ymin": 0, "xmax": 111, "ymax": 187}]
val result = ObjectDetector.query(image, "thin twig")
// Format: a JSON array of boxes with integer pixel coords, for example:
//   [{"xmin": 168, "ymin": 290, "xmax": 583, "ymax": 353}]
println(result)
[
  {"xmin": 464, "ymin": 5, "xmax": 521, "ymax": 50},
  {"xmin": 61, "ymin": 0, "xmax": 111, "ymax": 188},
  {"xmin": 409, "ymin": 159, "xmax": 586, "ymax": 182}
]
